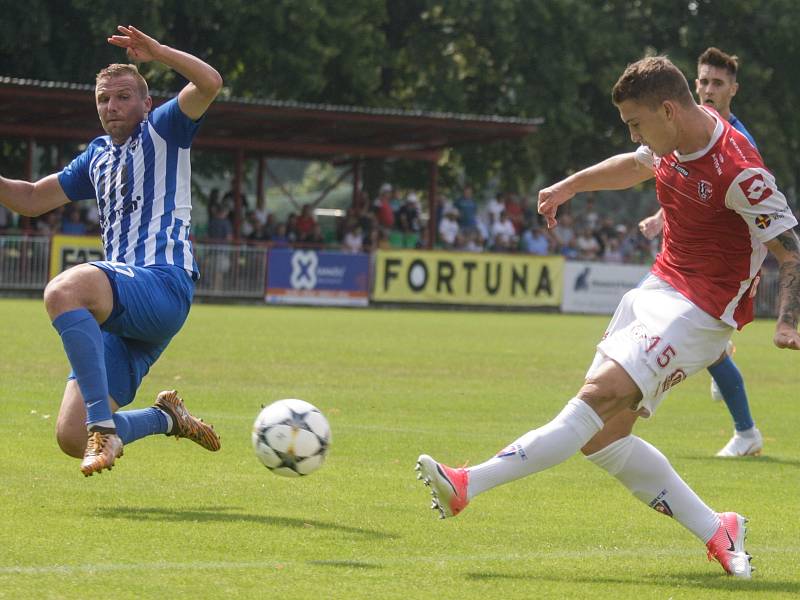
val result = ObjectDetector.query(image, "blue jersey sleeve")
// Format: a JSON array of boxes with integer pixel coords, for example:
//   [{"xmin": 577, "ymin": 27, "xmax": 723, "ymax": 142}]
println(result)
[
  {"xmin": 729, "ymin": 115, "xmax": 757, "ymax": 149},
  {"xmin": 57, "ymin": 140, "xmax": 103, "ymax": 201},
  {"xmin": 149, "ymin": 97, "xmax": 202, "ymax": 148}
]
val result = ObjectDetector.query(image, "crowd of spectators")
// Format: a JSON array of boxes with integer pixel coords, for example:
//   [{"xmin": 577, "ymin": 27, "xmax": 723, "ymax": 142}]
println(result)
[{"xmin": 0, "ymin": 182, "xmax": 658, "ymax": 264}]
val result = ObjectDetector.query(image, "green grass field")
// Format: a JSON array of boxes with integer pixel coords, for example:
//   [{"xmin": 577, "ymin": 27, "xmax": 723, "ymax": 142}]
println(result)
[{"xmin": 1, "ymin": 298, "xmax": 798, "ymax": 599}]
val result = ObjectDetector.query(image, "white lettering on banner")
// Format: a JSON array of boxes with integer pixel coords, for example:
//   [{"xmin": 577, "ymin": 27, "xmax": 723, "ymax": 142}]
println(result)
[{"xmin": 562, "ymin": 261, "xmax": 651, "ymax": 315}]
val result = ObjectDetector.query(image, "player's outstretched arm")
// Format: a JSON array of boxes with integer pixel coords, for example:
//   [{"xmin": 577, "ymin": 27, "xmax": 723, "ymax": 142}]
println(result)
[
  {"xmin": 108, "ymin": 25, "xmax": 223, "ymax": 121},
  {"xmin": 538, "ymin": 152, "xmax": 653, "ymax": 228},
  {"xmin": 765, "ymin": 228, "xmax": 800, "ymax": 350},
  {"xmin": 0, "ymin": 173, "xmax": 69, "ymax": 217}
]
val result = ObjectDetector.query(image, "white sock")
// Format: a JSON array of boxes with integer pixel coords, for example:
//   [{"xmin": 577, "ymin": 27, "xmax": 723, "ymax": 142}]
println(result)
[
  {"xmin": 158, "ymin": 409, "xmax": 174, "ymax": 434},
  {"xmin": 586, "ymin": 435, "xmax": 720, "ymax": 543},
  {"xmin": 467, "ymin": 398, "xmax": 603, "ymax": 499}
]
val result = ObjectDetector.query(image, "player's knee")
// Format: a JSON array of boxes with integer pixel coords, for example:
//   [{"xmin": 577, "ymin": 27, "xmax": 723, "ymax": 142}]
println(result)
[
  {"xmin": 43, "ymin": 277, "xmax": 75, "ymax": 317},
  {"xmin": 579, "ymin": 370, "xmax": 641, "ymax": 421}
]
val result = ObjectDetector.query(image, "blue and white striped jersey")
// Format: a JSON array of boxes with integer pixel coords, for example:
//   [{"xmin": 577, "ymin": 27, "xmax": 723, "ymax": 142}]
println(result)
[{"xmin": 58, "ymin": 98, "xmax": 202, "ymax": 280}]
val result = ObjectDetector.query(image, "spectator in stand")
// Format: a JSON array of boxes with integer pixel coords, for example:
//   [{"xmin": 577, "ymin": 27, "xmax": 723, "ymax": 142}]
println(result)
[
  {"xmin": 271, "ymin": 223, "xmax": 290, "ymax": 248},
  {"xmin": 83, "ymin": 200, "xmax": 100, "ymax": 234},
  {"xmin": 491, "ymin": 210, "xmax": 518, "ymax": 251},
  {"xmin": 579, "ymin": 195, "xmax": 600, "ymax": 231},
  {"xmin": 207, "ymin": 203, "xmax": 233, "ymax": 290},
  {"xmin": 295, "ymin": 203, "xmax": 317, "ymax": 241},
  {"xmin": 285, "ymin": 212, "xmax": 299, "ymax": 243},
  {"xmin": 342, "ymin": 224, "xmax": 363, "ymax": 253},
  {"xmin": 306, "ymin": 223, "xmax": 325, "ymax": 245},
  {"xmin": 438, "ymin": 207, "xmax": 460, "ymax": 248},
  {"xmin": 460, "ymin": 229, "xmax": 484, "ymax": 252},
  {"xmin": 373, "ymin": 183, "xmax": 395, "ymax": 231},
  {"xmin": 485, "ymin": 195, "xmax": 505, "ymax": 223},
  {"xmin": 504, "ymin": 192, "xmax": 525, "ymax": 235},
  {"xmin": 61, "ymin": 205, "xmax": 87, "ymax": 235},
  {"xmin": 435, "ymin": 191, "xmax": 454, "ymax": 228},
  {"xmin": 551, "ymin": 212, "xmax": 577, "ymax": 256},
  {"xmin": 576, "ymin": 227, "xmax": 601, "ymax": 260},
  {"xmin": 248, "ymin": 218, "xmax": 271, "ymax": 242},
  {"xmin": 455, "ymin": 184, "xmax": 478, "ymax": 234},
  {"xmin": 395, "ymin": 192, "xmax": 422, "ymax": 234},
  {"xmin": 521, "ymin": 224, "xmax": 551, "ymax": 255},
  {"xmin": 37, "ymin": 209, "xmax": 62, "ymax": 235},
  {"xmin": 602, "ymin": 236, "xmax": 625, "ymax": 263},
  {"xmin": 240, "ymin": 209, "xmax": 259, "ymax": 239}
]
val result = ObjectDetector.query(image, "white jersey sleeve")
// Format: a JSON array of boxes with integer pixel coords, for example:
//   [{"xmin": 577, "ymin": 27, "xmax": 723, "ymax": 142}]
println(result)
[
  {"xmin": 725, "ymin": 167, "xmax": 798, "ymax": 243},
  {"xmin": 633, "ymin": 145, "xmax": 655, "ymax": 170}
]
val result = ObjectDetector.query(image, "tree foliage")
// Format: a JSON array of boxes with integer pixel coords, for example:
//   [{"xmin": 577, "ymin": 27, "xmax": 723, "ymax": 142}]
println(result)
[{"xmin": 1, "ymin": 0, "xmax": 798, "ymax": 201}]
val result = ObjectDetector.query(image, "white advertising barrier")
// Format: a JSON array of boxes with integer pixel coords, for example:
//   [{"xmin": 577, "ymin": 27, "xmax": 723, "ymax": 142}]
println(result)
[{"xmin": 562, "ymin": 261, "xmax": 652, "ymax": 315}]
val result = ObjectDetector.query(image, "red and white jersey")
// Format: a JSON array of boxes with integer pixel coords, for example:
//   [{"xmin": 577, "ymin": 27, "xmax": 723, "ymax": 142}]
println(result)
[{"xmin": 635, "ymin": 107, "xmax": 797, "ymax": 329}]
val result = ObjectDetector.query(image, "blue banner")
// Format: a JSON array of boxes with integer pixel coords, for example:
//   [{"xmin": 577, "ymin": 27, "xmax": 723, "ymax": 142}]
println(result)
[{"xmin": 266, "ymin": 248, "xmax": 370, "ymax": 307}]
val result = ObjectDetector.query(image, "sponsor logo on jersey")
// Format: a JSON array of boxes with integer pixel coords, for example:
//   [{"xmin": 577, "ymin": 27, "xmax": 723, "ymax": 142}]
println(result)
[
  {"xmin": 755, "ymin": 214, "xmax": 771, "ymax": 229},
  {"xmin": 669, "ymin": 160, "xmax": 689, "ymax": 177},
  {"xmin": 712, "ymin": 154, "xmax": 723, "ymax": 175},
  {"xmin": 697, "ymin": 180, "xmax": 712, "ymax": 202},
  {"xmin": 739, "ymin": 173, "xmax": 774, "ymax": 205}
]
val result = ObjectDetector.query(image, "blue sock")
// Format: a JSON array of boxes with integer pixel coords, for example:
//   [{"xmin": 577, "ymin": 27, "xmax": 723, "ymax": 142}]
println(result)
[
  {"xmin": 113, "ymin": 408, "xmax": 169, "ymax": 444},
  {"xmin": 53, "ymin": 308, "xmax": 113, "ymax": 427},
  {"xmin": 707, "ymin": 356, "xmax": 754, "ymax": 431}
]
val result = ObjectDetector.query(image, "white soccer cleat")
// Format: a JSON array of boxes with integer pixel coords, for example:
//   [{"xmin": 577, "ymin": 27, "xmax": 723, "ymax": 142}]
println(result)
[
  {"xmin": 710, "ymin": 340, "xmax": 736, "ymax": 402},
  {"xmin": 706, "ymin": 512, "xmax": 753, "ymax": 578},
  {"xmin": 716, "ymin": 428, "xmax": 763, "ymax": 457},
  {"xmin": 415, "ymin": 454, "xmax": 470, "ymax": 519}
]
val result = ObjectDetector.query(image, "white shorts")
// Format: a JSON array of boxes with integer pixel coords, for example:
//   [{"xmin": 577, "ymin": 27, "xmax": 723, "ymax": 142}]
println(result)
[{"xmin": 586, "ymin": 274, "xmax": 733, "ymax": 418}]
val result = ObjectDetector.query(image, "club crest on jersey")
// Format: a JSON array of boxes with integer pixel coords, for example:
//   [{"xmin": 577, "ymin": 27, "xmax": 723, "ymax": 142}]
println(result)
[
  {"xmin": 755, "ymin": 214, "xmax": 771, "ymax": 229},
  {"xmin": 739, "ymin": 173, "xmax": 774, "ymax": 205},
  {"xmin": 496, "ymin": 443, "xmax": 527, "ymax": 460},
  {"xmin": 697, "ymin": 180, "xmax": 712, "ymax": 202}
]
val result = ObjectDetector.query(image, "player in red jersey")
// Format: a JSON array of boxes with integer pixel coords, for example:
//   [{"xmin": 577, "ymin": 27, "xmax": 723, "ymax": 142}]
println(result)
[
  {"xmin": 416, "ymin": 57, "xmax": 800, "ymax": 579},
  {"xmin": 639, "ymin": 48, "xmax": 763, "ymax": 457}
]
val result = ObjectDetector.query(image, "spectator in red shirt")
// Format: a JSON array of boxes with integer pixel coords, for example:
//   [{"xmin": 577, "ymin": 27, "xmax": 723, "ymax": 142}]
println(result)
[
  {"xmin": 373, "ymin": 183, "xmax": 395, "ymax": 230},
  {"xmin": 296, "ymin": 203, "xmax": 317, "ymax": 241}
]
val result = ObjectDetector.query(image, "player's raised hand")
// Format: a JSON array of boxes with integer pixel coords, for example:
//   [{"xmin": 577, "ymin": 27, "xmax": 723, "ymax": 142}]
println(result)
[
  {"xmin": 108, "ymin": 25, "xmax": 163, "ymax": 63},
  {"xmin": 773, "ymin": 322, "xmax": 800, "ymax": 350},
  {"xmin": 537, "ymin": 182, "xmax": 574, "ymax": 229}
]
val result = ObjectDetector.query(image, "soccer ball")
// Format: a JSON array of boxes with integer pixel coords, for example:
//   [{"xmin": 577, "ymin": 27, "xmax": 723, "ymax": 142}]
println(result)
[{"xmin": 252, "ymin": 399, "xmax": 331, "ymax": 477}]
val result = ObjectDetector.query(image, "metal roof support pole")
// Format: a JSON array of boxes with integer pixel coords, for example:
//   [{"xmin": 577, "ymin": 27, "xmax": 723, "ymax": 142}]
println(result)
[
  {"xmin": 256, "ymin": 155, "xmax": 266, "ymax": 212},
  {"xmin": 352, "ymin": 158, "xmax": 361, "ymax": 213},
  {"xmin": 23, "ymin": 136, "xmax": 34, "ymax": 232},
  {"xmin": 233, "ymin": 148, "xmax": 244, "ymax": 240},
  {"xmin": 426, "ymin": 160, "xmax": 438, "ymax": 250}
]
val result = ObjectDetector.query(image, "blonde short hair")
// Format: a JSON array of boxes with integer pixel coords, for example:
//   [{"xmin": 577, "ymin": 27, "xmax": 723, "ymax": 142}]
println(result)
[{"xmin": 95, "ymin": 63, "xmax": 149, "ymax": 98}]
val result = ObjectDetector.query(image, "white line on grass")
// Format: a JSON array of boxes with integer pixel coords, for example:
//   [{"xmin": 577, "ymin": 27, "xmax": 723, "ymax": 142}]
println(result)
[{"xmin": 2, "ymin": 546, "xmax": 797, "ymax": 576}]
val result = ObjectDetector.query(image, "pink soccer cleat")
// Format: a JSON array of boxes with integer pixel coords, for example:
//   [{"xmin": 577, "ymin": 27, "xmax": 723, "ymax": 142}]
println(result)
[
  {"xmin": 415, "ymin": 454, "xmax": 469, "ymax": 519},
  {"xmin": 706, "ymin": 512, "xmax": 753, "ymax": 578}
]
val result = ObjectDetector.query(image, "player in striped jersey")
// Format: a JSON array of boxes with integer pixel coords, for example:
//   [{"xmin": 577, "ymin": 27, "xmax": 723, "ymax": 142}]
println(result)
[
  {"xmin": 0, "ymin": 26, "xmax": 223, "ymax": 475},
  {"xmin": 638, "ymin": 47, "xmax": 763, "ymax": 457}
]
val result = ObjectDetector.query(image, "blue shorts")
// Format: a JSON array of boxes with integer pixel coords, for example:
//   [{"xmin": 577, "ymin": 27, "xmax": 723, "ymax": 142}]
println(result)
[{"xmin": 68, "ymin": 262, "xmax": 195, "ymax": 407}]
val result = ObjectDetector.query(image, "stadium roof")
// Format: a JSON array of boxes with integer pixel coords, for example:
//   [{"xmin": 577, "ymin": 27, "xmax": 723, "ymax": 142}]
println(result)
[{"xmin": 0, "ymin": 76, "xmax": 542, "ymax": 162}]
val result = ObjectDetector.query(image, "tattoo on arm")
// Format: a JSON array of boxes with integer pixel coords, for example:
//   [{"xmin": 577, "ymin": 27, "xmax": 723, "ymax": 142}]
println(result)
[{"xmin": 776, "ymin": 229, "xmax": 800, "ymax": 329}]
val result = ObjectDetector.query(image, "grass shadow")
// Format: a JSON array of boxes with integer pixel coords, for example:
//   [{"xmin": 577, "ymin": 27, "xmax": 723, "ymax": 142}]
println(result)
[
  {"xmin": 93, "ymin": 506, "xmax": 398, "ymax": 540},
  {"xmin": 466, "ymin": 570, "xmax": 799, "ymax": 594}
]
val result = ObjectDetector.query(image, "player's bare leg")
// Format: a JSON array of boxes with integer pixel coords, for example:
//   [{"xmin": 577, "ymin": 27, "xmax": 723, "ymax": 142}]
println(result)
[{"xmin": 57, "ymin": 380, "xmax": 123, "ymax": 475}]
